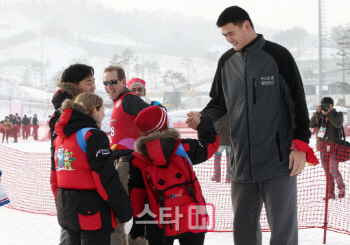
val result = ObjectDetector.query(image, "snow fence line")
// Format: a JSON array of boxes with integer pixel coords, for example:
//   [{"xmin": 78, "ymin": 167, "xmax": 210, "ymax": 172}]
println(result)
[{"xmin": 0, "ymin": 140, "xmax": 349, "ymax": 235}]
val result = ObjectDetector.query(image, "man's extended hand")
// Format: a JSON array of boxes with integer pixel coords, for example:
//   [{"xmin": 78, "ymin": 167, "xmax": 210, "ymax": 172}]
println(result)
[
  {"xmin": 185, "ymin": 111, "xmax": 201, "ymax": 130},
  {"xmin": 289, "ymin": 150, "xmax": 306, "ymax": 176}
]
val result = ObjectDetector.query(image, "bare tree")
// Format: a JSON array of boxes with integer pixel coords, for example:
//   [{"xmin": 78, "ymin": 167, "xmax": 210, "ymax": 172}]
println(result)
[
  {"xmin": 109, "ymin": 54, "xmax": 122, "ymax": 66},
  {"xmin": 146, "ymin": 60, "xmax": 160, "ymax": 90},
  {"xmin": 273, "ymin": 26, "xmax": 308, "ymax": 50},
  {"xmin": 330, "ymin": 24, "xmax": 350, "ymax": 106},
  {"xmin": 162, "ymin": 70, "xmax": 191, "ymax": 92},
  {"xmin": 181, "ymin": 56, "xmax": 193, "ymax": 83},
  {"xmin": 330, "ymin": 24, "xmax": 350, "ymax": 83},
  {"xmin": 110, "ymin": 48, "xmax": 137, "ymax": 79}
]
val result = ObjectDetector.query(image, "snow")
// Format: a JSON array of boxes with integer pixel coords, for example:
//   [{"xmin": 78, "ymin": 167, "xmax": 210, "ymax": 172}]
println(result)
[{"xmin": 0, "ymin": 207, "xmax": 349, "ymax": 245}]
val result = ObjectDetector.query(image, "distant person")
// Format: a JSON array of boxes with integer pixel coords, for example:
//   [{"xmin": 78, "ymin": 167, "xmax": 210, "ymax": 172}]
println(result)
[
  {"xmin": 0, "ymin": 170, "xmax": 10, "ymax": 207},
  {"xmin": 127, "ymin": 77, "xmax": 173, "ymax": 128},
  {"xmin": 15, "ymin": 113, "xmax": 21, "ymax": 138},
  {"xmin": 211, "ymin": 114, "xmax": 231, "ymax": 183},
  {"xmin": 1, "ymin": 116, "xmax": 11, "ymax": 143},
  {"xmin": 32, "ymin": 114, "xmax": 39, "ymax": 140},
  {"xmin": 22, "ymin": 115, "xmax": 30, "ymax": 140},
  {"xmin": 310, "ymin": 97, "xmax": 346, "ymax": 199},
  {"xmin": 185, "ymin": 6, "xmax": 317, "ymax": 245},
  {"xmin": 49, "ymin": 63, "xmax": 96, "ymax": 245},
  {"xmin": 11, "ymin": 114, "xmax": 20, "ymax": 143},
  {"xmin": 51, "ymin": 92, "xmax": 133, "ymax": 245},
  {"xmin": 29, "ymin": 117, "xmax": 33, "ymax": 136}
]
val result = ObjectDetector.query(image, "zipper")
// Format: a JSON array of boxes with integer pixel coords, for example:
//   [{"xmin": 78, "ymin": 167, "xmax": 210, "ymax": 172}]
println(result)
[
  {"xmin": 253, "ymin": 78, "xmax": 257, "ymax": 104},
  {"xmin": 276, "ymin": 131, "xmax": 283, "ymax": 162},
  {"xmin": 243, "ymin": 53, "xmax": 253, "ymax": 181}
]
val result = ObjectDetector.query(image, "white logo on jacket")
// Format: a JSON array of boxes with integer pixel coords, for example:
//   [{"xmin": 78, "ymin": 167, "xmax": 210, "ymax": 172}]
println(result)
[
  {"xmin": 96, "ymin": 149, "xmax": 110, "ymax": 157},
  {"xmin": 260, "ymin": 76, "xmax": 274, "ymax": 85},
  {"xmin": 115, "ymin": 100, "xmax": 121, "ymax": 108}
]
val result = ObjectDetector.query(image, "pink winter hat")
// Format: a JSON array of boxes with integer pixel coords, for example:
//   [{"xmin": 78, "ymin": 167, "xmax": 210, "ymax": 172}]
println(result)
[{"xmin": 127, "ymin": 78, "xmax": 146, "ymax": 90}]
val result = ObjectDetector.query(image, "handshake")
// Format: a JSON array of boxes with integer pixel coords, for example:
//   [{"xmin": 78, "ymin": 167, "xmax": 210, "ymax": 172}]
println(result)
[{"xmin": 185, "ymin": 111, "xmax": 202, "ymax": 130}]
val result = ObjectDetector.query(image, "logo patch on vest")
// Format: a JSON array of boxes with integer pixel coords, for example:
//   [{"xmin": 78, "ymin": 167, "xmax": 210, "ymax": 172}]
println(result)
[
  {"xmin": 170, "ymin": 189, "xmax": 183, "ymax": 199},
  {"xmin": 158, "ymin": 179, "xmax": 165, "ymax": 186},
  {"xmin": 54, "ymin": 145, "xmax": 76, "ymax": 171},
  {"xmin": 115, "ymin": 100, "xmax": 121, "ymax": 108}
]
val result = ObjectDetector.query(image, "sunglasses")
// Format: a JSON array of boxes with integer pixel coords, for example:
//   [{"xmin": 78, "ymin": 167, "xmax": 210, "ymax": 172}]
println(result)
[
  {"xmin": 131, "ymin": 87, "xmax": 145, "ymax": 92},
  {"xmin": 103, "ymin": 79, "xmax": 119, "ymax": 86}
]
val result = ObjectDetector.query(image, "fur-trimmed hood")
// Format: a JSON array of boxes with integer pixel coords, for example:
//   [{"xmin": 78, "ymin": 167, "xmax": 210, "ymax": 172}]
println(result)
[
  {"xmin": 55, "ymin": 99, "xmax": 99, "ymax": 139},
  {"xmin": 134, "ymin": 128, "xmax": 180, "ymax": 154},
  {"xmin": 133, "ymin": 129, "xmax": 181, "ymax": 165},
  {"xmin": 52, "ymin": 81, "xmax": 82, "ymax": 110},
  {"xmin": 61, "ymin": 99, "xmax": 96, "ymax": 120}
]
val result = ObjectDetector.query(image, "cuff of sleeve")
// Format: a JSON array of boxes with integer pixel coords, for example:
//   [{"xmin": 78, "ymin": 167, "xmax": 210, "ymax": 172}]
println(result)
[{"xmin": 290, "ymin": 139, "xmax": 319, "ymax": 166}]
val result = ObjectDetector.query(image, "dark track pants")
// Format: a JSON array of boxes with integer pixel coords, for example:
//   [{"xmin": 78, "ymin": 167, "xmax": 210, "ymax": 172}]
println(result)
[
  {"xmin": 231, "ymin": 175, "xmax": 298, "ymax": 245},
  {"xmin": 64, "ymin": 228, "xmax": 111, "ymax": 245}
]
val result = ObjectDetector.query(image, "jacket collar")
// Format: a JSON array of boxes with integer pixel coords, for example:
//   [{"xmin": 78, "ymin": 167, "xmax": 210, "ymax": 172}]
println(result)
[
  {"xmin": 55, "ymin": 99, "xmax": 99, "ymax": 138},
  {"xmin": 52, "ymin": 81, "xmax": 82, "ymax": 110},
  {"xmin": 240, "ymin": 34, "xmax": 265, "ymax": 53},
  {"xmin": 134, "ymin": 129, "xmax": 181, "ymax": 166},
  {"xmin": 113, "ymin": 87, "xmax": 130, "ymax": 102}
]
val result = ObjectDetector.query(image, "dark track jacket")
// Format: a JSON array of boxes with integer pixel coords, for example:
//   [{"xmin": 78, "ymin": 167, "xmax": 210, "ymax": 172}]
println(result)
[
  {"xmin": 51, "ymin": 99, "xmax": 132, "ymax": 231},
  {"xmin": 128, "ymin": 116, "xmax": 219, "ymax": 240},
  {"xmin": 201, "ymin": 34, "xmax": 311, "ymax": 183}
]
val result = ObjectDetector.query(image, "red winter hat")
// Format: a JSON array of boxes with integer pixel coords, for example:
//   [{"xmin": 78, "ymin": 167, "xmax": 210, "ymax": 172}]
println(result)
[
  {"xmin": 127, "ymin": 78, "xmax": 146, "ymax": 90},
  {"xmin": 135, "ymin": 106, "xmax": 168, "ymax": 135}
]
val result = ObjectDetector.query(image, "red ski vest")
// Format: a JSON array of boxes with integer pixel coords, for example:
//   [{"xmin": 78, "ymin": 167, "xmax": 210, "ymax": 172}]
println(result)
[
  {"xmin": 54, "ymin": 129, "xmax": 96, "ymax": 190},
  {"xmin": 110, "ymin": 92, "xmax": 140, "ymax": 150},
  {"xmin": 132, "ymin": 140, "xmax": 208, "ymax": 237}
]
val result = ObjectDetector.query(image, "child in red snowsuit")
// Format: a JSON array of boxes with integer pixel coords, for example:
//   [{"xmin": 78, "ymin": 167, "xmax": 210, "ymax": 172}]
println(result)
[{"xmin": 127, "ymin": 106, "xmax": 219, "ymax": 245}]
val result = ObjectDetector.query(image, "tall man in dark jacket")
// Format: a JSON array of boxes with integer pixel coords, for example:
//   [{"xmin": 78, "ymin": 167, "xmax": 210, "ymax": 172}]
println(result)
[{"xmin": 186, "ymin": 6, "xmax": 311, "ymax": 245}]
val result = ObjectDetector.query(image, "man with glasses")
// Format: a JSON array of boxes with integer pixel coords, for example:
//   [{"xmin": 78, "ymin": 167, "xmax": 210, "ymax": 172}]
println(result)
[{"xmin": 103, "ymin": 66, "xmax": 149, "ymax": 245}]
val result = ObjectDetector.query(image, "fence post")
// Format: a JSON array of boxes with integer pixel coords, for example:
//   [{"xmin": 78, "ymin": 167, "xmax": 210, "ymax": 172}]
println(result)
[{"xmin": 323, "ymin": 141, "xmax": 331, "ymax": 244}]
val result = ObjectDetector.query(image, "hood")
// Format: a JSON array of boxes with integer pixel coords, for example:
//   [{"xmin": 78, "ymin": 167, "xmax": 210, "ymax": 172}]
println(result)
[
  {"xmin": 134, "ymin": 129, "xmax": 181, "ymax": 166},
  {"xmin": 52, "ymin": 80, "xmax": 81, "ymax": 110},
  {"xmin": 55, "ymin": 99, "xmax": 99, "ymax": 139}
]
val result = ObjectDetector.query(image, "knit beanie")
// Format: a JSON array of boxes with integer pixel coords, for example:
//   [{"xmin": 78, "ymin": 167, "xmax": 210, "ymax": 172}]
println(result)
[
  {"xmin": 127, "ymin": 78, "xmax": 146, "ymax": 90},
  {"xmin": 135, "ymin": 106, "xmax": 168, "ymax": 135}
]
